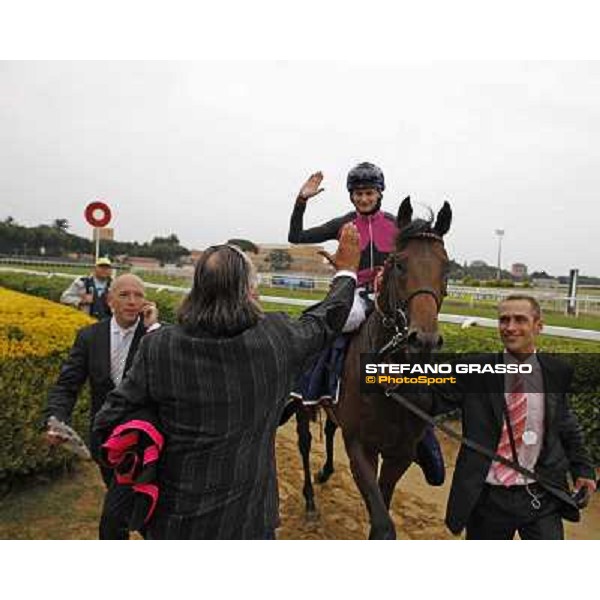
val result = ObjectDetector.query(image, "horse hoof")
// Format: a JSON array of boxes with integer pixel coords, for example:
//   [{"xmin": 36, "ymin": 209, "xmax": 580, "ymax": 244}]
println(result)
[
  {"xmin": 315, "ymin": 466, "xmax": 334, "ymax": 484},
  {"xmin": 305, "ymin": 506, "xmax": 320, "ymax": 522}
]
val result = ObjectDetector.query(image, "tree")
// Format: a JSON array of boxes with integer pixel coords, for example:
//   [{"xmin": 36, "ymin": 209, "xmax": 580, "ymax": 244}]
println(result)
[
  {"xmin": 227, "ymin": 238, "xmax": 259, "ymax": 254},
  {"xmin": 151, "ymin": 234, "xmax": 180, "ymax": 246},
  {"xmin": 530, "ymin": 270, "xmax": 552, "ymax": 279},
  {"xmin": 142, "ymin": 233, "xmax": 189, "ymax": 264},
  {"xmin": 0, "ymin": 221, "xmax": 193, "ymax": 263},
  {"xmin": 265, "ymin": 249, "xmax": 292, "ymax": 271},
  {"xmin": 52, "ymin": 218, "xmax": 69, "ymax": 232}
]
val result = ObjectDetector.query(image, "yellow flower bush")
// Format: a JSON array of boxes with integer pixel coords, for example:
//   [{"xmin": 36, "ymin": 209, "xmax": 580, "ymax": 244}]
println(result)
[
  {"xmin": 1, "ymin": 287, "xmax": 95, "ymax": 478},
  {"xmin": 0, "ymin": 287, "xmax": 94, "ymax": 359}
]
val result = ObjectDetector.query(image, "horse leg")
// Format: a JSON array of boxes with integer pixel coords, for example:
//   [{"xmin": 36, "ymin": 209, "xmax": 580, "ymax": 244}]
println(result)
[
  {"xmin": 378, "ymin": 457, "xmax": 413, "ymax": 511},
  {"xmin": 296, "ymin": 408, "xmax": 317, "ymax": 516},
  {"xmin": 345, "ymin": 437, "xmax": 396, "ymax": 540},
  {"xmin": 279, "ymin": 397, "xmax": 298, "ymax": 426},
  {"xmin": 315, "ymin": 417, "xmax": 337, "ymax": 484}
]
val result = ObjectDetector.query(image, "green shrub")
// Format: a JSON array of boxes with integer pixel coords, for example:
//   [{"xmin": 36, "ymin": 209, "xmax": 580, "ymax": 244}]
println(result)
[
  {"xmin": 0, "ymin": 271, "xmax": 67, "ymax": 301},
  {"xmin": 2, "ymin": 271, "xmax": 599, "ymax": 466},
  {"xmin": 0, "ymin": 286, "xmax": 93, "ymax": 480},
  {"xmin": 0, "ymin": 352, "xmax": 91, "ymax": 480}
]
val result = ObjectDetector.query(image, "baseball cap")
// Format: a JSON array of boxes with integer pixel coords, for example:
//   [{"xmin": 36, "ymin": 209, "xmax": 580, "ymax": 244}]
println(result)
[{"xmin": 96, "ymin": 257, "xmax": 112, "ymax": 267}]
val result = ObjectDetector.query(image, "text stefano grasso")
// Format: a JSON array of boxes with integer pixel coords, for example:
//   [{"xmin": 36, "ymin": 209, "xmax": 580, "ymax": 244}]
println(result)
[{"xmin": 364, "ymin": 363, "xmax": 533, "ymax": 375}]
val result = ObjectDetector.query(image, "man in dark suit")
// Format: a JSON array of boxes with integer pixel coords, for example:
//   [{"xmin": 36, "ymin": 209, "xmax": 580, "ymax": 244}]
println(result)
[
  {"xmin": 45, "ymin": 273, "xmax": 160, "ymax": 539},
  {"xmin": 431, "ymin": 294, "xmax": 596, "ymax": 539},
  {"xmin": 93, "ymin": 224, "xmax": 361, "ymax": 539}
]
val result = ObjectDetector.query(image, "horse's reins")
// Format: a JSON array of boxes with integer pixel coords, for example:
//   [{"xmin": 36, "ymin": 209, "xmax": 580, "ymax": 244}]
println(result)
[{"xmin": 370, "ymin": 238, "xmax": 582, "ymax": 511}]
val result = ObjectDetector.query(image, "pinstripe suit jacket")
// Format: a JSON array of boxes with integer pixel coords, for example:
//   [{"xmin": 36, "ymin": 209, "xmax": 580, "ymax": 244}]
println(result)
[{"xmin": 94, "ymin": 275, "xmax": 356, "ymax": 539}]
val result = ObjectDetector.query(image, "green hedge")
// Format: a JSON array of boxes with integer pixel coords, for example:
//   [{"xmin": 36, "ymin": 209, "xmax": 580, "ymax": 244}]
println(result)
[
  {"xmin": 0, "ymin": 271, "xmax": 66, "ymax": 302},
  {"xmin": 0, "ymin": 352, "xmax": 90, "ymax": 480},
  {"xmin": 2, "ymin": 270, "xmax": 599, "ymax": 466},
  {"xmin": 145, "ymin": 289, "xmax": 181, "ymax": 324}
]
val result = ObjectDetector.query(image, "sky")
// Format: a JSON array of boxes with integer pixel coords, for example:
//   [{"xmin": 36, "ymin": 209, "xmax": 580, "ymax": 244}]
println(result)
[{"xmin": 1, "ymin": 61, "xmax": 599, "ymax": 277}]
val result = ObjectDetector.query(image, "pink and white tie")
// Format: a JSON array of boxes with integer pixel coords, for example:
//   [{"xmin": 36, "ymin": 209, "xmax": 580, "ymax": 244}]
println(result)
[{"xmin": 493, "ymin": 374, "xmax": 527, "ymax": 486}]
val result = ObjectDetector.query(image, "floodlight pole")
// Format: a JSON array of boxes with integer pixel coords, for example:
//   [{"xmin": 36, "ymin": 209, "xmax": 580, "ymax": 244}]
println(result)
[{"xmin": 495, "ymin": 229, "xmax": 504, "ymax": 280}]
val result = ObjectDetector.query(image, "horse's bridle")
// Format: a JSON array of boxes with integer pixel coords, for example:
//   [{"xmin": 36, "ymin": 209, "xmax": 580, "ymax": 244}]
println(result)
[{"xmin": 374, "ymin": 232, "xmax": 448, "ymax": 357}]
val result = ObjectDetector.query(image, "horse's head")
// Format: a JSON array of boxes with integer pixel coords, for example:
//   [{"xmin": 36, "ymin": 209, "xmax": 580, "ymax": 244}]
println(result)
[{"xmin": 377, "ymin": 196, "xmax": 452, "ymax": 353}]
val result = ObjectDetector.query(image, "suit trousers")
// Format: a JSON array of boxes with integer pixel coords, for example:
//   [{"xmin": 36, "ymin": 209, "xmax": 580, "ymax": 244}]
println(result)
[{"xmin": 466, "ymin": 483, "xmax": 564, "ymax": 540}]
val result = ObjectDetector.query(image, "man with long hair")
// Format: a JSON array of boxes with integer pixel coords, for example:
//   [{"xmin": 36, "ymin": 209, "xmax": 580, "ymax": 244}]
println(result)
[{"xmin": 94, "ymin": 224, "xmax": 360, "ymax": 539}]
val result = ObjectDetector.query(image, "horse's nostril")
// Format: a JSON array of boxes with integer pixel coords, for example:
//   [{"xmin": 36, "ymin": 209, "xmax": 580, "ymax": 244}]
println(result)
[
  {"xmin": 407, "ymin": 331, "xmax": 420, "ymax": 345},
  {"xmin": 408, "ymin": 331, "xmax": 442, "ymax": 352}
]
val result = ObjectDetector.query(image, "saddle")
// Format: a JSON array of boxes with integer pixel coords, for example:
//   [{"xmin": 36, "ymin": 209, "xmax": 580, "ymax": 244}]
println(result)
[
  {"xmin": 291, "ymin": 333, "xmax": 352, "ymax": 406},
  {"xmin": 291, "ymin": 289, "xmax": 375, "ymax": 407}
]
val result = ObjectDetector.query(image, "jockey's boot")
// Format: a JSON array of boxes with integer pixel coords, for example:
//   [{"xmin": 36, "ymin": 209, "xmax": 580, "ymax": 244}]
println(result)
[{"xmin": 415, "ymin": 426, "xmax": 445, "ymax": 486}]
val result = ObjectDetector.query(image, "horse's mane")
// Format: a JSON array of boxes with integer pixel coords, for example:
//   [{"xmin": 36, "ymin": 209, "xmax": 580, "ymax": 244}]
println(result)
[{"xmin": 396, "ymin": 212, "xmax": 435, "ymax": 249}]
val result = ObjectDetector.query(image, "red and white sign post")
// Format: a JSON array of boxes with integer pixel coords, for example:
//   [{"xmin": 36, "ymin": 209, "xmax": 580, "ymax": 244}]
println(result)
[{"xmin": 84, "ymin": 201, "xmax": 112, "ymax": 261}]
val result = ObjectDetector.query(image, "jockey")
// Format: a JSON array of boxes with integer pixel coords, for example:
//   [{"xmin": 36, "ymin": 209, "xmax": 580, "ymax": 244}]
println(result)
[
  {"xmin": 289, "ymin": 163, "xmax": 394, "ymax": 331},
  {"xmin": 288, "ymin": 162, "xmax": 445, "ymax": 486}
]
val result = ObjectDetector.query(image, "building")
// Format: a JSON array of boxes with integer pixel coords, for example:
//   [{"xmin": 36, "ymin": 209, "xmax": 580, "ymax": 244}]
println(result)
[{"xmin": 252, "ymin": 243, "xmax": 332, "ymax": 275}]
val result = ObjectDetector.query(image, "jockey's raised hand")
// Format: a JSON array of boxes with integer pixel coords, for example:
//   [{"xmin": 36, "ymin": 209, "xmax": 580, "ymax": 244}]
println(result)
[
  {"xmin": 297, "ymin": 171, "xmax": 325, "ymax": 202},
  {"xmin": 319, "ymin": 223, "xmax": 360, "ymax": 273}
]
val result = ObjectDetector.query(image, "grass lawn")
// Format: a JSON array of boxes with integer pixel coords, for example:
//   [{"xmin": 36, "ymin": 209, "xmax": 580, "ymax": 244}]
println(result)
[{"xmin": 442, "ymin": 298, "xmax": 600, "ymax": 330}]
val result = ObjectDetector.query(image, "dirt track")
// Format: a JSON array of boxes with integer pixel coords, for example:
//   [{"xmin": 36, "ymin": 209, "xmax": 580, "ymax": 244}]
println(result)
[
  {"xmin": 275, "ymin": 418, "xmax": 600, "ymax": 540},
  {"xmin": 1, "ymin": 417, "xmax": 597, "ymax": 540}
]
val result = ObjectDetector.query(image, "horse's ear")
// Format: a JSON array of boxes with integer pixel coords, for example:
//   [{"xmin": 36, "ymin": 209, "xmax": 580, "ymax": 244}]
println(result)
[
  {"xmin": 433, "ymin": 201, "xmax": 452, "ymax": 236},
  {"xmin": 397, "ymin": 196, "xmax": 412, "ymax": 230}
]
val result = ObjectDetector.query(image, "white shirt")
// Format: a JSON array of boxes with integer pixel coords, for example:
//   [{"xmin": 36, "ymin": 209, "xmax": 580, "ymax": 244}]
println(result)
[
  {"xmin": 486, "ymin": 349, "xmax": 545, "ymax": 486},
  {"xmin": 334, "ymin": 270, "xmax": 358, "ymax": 282},
  {"xmin": 110, "ymin": 317, "xmax": 139, "ymax": 386}
]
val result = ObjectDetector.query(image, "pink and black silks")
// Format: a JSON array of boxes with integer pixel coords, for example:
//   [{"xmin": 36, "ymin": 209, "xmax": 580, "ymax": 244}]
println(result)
[{"xmin": 100, "ymin": 412, "xmax": 164, "ymax": 532}]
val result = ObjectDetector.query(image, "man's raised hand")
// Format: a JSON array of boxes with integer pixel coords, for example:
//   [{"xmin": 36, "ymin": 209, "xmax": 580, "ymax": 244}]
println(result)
[{"xmin": 318, "ymin": 223, "xmax": 360, "ymax": 273}]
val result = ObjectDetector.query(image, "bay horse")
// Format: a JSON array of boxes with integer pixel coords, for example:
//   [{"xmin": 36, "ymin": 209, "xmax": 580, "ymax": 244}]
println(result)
[{"xmin": 332, "ymin": 196, "xmax": 452, "ymax": 539}]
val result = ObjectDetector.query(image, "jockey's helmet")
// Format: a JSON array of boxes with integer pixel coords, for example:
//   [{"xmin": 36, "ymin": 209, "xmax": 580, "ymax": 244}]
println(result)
[{"xmin": 346, "ymin": 162, "xmax": 385, "ymax": 193}]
